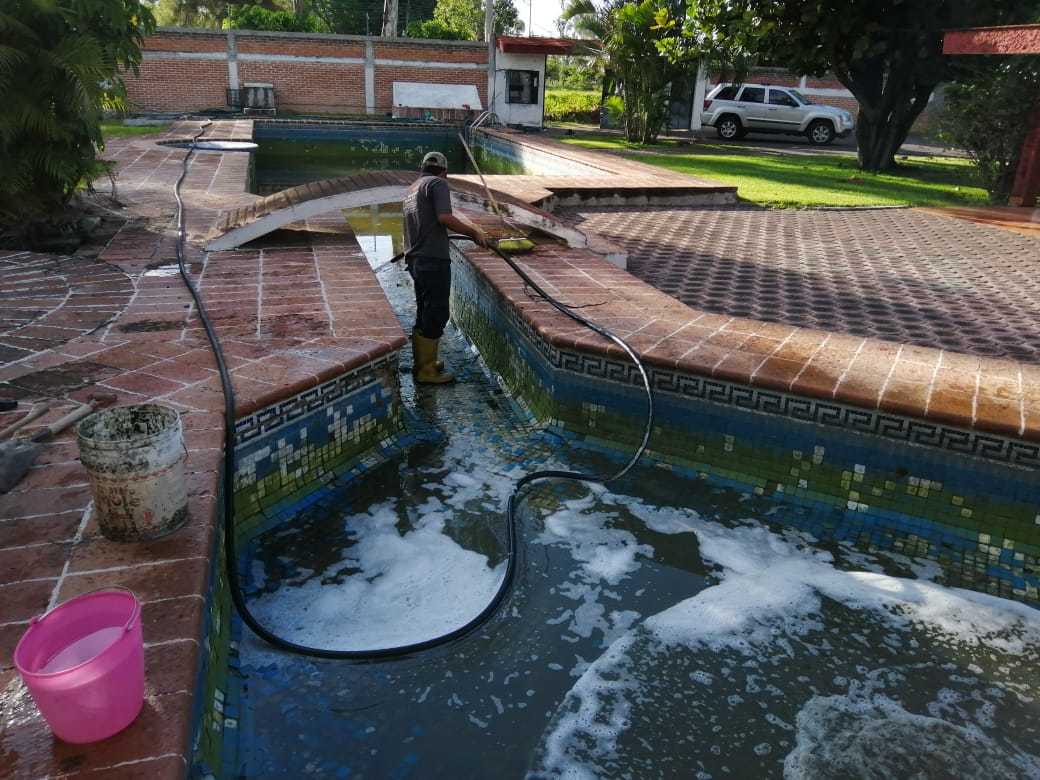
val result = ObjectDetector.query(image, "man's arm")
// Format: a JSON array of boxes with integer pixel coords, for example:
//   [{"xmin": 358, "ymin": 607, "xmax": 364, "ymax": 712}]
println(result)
[
  {"xmin": 429, "ymin": 177, "xmax": 489, "ymax": 247},
  {"xmin": 438, "ymin": 211, "xmax": 489, "ymax": 247}
]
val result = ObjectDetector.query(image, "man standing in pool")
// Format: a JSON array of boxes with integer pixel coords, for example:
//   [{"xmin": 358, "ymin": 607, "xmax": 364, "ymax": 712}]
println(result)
[{"xmin": 403, "ymin": 150, "xmax": 489, "ymax": 384}]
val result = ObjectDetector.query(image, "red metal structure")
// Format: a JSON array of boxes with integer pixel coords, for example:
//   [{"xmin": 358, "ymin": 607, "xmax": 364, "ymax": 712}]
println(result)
[{"xmin": 943, "ymin": 23, "xmax": 1040, "ymax": 207}]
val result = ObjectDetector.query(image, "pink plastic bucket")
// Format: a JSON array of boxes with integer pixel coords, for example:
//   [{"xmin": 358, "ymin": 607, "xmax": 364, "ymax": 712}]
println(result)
[{"xmin": 13, "ymin": 588, "xmax": 144, "ymax": 743}]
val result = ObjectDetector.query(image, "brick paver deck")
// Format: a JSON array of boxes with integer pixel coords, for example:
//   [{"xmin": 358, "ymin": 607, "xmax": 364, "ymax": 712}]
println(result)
[{"xmin": 562, "ymin": 204, "xmax": 1040, "ymax": 364}]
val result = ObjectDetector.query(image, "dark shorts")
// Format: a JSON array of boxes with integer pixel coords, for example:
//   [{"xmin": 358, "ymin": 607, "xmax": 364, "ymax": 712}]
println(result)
[{"xmin": 409, "ymin": 256, "xmax": 451, "ymax": 339}]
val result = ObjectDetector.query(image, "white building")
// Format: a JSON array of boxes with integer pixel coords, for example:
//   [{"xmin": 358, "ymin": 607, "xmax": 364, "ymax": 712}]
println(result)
[{"xmin": 491, "ymin": 36, "xmax": 580, "ymax": 129}]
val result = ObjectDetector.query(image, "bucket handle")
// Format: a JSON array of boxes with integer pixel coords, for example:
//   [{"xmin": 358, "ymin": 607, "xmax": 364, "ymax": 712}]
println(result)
[{"xmin": 30, "ymin": 586, "xmax": 141, "ymax": 633}]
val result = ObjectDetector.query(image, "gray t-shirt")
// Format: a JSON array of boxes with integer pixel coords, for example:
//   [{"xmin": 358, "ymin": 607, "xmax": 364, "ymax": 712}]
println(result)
[{"xmin": 403, "ymin": 175, "xmax": 452, "ymax": 261}]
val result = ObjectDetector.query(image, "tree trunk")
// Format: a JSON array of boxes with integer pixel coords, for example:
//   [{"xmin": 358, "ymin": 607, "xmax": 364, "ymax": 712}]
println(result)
[
  {"xmin": 854, "ymin": 86, "xmax": 933, "ymax": 171},
  {"xmin": 841, "ymin": 51, "xmax": 937, "ymax": 173},
  {"xmin": 382, "ymin": 0, "xmax": 398, "ymax": 36}
]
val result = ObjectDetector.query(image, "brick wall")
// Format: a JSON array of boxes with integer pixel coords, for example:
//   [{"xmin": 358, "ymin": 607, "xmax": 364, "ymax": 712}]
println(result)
[
  {"xmin": 124, "ymin": 28, "xmax": 489, "ymax": 116},
  {"xmin": 237, "ymin": 61, "xmax": 367, "ymax": 114},
  {"xmin": 124, "ymin": 59, "xmax": 229, "ymax": 112}
]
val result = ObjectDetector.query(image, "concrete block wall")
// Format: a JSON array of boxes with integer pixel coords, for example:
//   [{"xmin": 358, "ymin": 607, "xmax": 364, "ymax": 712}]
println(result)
[{"xmin": 124, "ymin": 28, "xmax": 489, "ymax": 115}]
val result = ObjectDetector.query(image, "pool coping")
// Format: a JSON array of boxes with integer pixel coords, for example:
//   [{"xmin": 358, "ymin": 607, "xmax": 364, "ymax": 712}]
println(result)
[{"xmin": 453, "ymin": 239, "xmax": 1040, "ymax": 446}]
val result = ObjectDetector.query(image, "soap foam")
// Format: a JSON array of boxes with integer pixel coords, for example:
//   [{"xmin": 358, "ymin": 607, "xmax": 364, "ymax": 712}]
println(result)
[
  {"xmin": 250, "ymin": 501, "xmax": 504, "ymax": 650},
  {"xmin": 784, "ymin": 694, "xmax": 1040, "ymax": 779},
  {"xmin": 533, "ymin": 491, "xmax": 1040, "ymax": 779}
]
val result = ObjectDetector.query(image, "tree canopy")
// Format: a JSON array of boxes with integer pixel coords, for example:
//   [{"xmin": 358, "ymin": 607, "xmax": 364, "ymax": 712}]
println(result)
[
  {"xmin": 430, "ymin": 0, "xmax": 524, "ymax": 39},
  {"xmin": 0, "ymin": 0, "xmax": 155, "ymax": 231},
  {"xmin": 682, "ymin": 0, "xmax": 1040, "ymax": 170},
  {"xmin": 940, "ymin": 56, "xmax": 1040, "ymax": 203}
]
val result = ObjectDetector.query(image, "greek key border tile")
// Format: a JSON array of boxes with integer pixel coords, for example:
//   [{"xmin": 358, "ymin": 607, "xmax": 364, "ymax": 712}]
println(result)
[
  {"xmin": 234, "ymin": 354, "xmax": 395, "ymax": 445},
  {"xmin": 562, "ymin": 348, "xmax": 1040, "ymax": 469},
  {"xmin": 454, "ymin": 254, "xmax": 1040, "ymax": 469}
]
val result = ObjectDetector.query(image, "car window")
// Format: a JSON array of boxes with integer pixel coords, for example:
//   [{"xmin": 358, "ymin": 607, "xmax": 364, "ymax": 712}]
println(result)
[
  {"xmin": 789, "ymin": 89, "xmax": 813, "ymax": 105},
  {"xmin": 714, "ymin": 85, "xmax": 739, "ymax": 101},
  {"xmin": 768, "ymin": 89, "xmax": 798, "ymax": 107},
  {"xmin": 739, "ymin": 86, "xmax": 765, "ymax": 104}
]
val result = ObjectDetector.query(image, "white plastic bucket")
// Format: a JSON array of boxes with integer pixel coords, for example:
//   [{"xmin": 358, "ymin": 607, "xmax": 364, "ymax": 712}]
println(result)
[{"xmin": 76, "ymin": 404, "xmax": 189, "ymax": 541}]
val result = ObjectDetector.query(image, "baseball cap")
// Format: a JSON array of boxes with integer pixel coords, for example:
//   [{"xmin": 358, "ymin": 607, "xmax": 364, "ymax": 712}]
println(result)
[{"xmin": 421, "ymin": 151, "xmax": 448, "ymax": 170}]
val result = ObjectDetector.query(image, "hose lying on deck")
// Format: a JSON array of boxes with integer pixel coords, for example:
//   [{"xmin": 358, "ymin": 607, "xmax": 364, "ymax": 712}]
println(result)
[{"xmin": 174, "ymin": 123, "xmax": 654, "ymax": 660}]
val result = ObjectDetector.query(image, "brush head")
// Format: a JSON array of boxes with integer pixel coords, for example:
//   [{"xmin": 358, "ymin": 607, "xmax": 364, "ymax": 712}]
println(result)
[{"xmin": 494, "ymin": 237, "xmax": 535, "ymax": 254}]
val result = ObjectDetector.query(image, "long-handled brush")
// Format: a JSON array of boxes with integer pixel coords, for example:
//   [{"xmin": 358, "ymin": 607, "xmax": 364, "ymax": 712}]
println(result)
[{"xmin": 456, "ymin": 132, "xmax": 535, "ymax": 254}]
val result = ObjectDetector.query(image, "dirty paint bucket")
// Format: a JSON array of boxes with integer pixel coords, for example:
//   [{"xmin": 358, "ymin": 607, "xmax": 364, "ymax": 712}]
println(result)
[{"xmin": 76, "ymin": 404, "xmax": 188, "ymax": 541}]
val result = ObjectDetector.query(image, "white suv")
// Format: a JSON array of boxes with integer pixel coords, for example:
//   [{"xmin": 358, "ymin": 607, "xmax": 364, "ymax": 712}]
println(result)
[{"xmin": 701, "ymin": 83, "xmax": 855, "ymax": 145}]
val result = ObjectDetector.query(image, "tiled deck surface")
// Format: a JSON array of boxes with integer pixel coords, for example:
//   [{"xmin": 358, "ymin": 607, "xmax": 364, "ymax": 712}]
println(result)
[
  {"xmin": 561, "ymin": 204, "xmax": 1040, "ymax": 364},
  {"xmin": 0, "ymin": 122, "xmax": 405, "ymax": 777},
  {"xmin": 2, "ymin": 118, "xmax": 1039, "ymax": 777}
]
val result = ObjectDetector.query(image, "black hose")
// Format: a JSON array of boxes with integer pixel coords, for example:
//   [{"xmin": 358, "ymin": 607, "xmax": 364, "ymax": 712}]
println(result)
[{"xmin": 174, "ymin": 125, "xmax": 654, "ymax": 661}]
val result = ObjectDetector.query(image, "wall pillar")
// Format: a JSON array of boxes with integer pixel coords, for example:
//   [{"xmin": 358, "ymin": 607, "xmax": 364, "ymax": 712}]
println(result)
[
  {"xmin": 1010, "ymin": 106, "xmax": 1040, "ymax": 207},
  {"xmin": 689, "ymin": 61, "xmax": 707, "ymax": 131},
  {"xmin": 364, "ymin": 40, "xmax": 375, "ymax": 115},
  {"xmin": 226, "ymin": 29, "xmax": 239, "ymax": 93},
  {"xmin": 486, "ymin": 0, "xmax": 495, "ymax": 111}
]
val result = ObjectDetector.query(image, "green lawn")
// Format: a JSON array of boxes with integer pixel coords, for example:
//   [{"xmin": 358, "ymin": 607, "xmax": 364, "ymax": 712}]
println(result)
[
  {"xmin": 100, "ymin": 122, "xmax": 169, "ymax": 138},
  {"xmin": 559, "ymin": 134, "xmax": 987, "ymax": 208}
]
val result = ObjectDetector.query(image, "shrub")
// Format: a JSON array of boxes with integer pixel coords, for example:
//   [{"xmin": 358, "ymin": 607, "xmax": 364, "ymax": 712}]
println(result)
[
  {"xmin": 0, "ymin": 0, "xmax": 155, "ymax": 234},
  {"xmin": 228, "ymin": 5, "xmax": 324, "ymax": 32},
  {"xmin": 404, "ymin": 18, "xmax": 466, "ymax": 40},
  {"xmin": 603, "ymin": 95, "xmax": 625, "ymax": 126},
  {"xmin": 544, "ymin": 90, "xmax": 602, "ymax": 124},
  {"xmin": 938, "ymin": 57, "xmax": 1040, "ymax": 204}
]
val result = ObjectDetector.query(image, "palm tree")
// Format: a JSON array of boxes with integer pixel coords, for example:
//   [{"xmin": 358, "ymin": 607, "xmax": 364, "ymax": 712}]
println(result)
[
  {"xmin": 0, "ymin": 0, "xmax": 154, "ymax": 237},
  {"xmin": 559, "ymin": 0, "xmax": 622, "ymax": 108}
]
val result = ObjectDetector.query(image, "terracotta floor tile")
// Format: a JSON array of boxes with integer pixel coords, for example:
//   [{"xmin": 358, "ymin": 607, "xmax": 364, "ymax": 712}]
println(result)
[
  {"xmin": 58, "ymin": 556, "xmax": 208, "ymax": 603},
  {"xmin": 69, "ymin": 512, "xmax": 213, "ymax": 574},
  {"xmin": 753, "ymin": 357, "xmax": 806, "ymax": 392},
  {"xmin": 101, "ymin": 371, "xmax": 186, "ymax": 398},
  {"xmin": 773, "ymin": 330, "xmax": 828, "ymax": 363},
  {"xmin": 975, "ymin": 392, "xmax": 1024, "ymax": 437},
  {"xmin": 0, "ymin": 577, "xmax": 54, "ymax": 624},
  {"xmin": 140, "ymin": 594, "xmax": 205, "ymax": 646},
  {"xmin": 680, "ymin": 343, "xmax": 731, "ymax": 376},
  {"xmin": 0, "ymin": 541, "xmax": 70, "ymax": 585},
  {"xmin": 879, "ymin": 378, "xmax": 931, "ymax": 418},
  {"xmin": 5, "ymin": 691, "xmax": 192, "ymax": 777},
  {"xmin": 145, "ymin": 640, "xmax": 199, "ymax": 697},
  {"xmin": 0, "ymin": 511, "xmax": 82, "ymax": 550},
  {"xmin": 0, "ymin": 483, "xmax": 90, "ymax": 522},
  {"xmin": 833, "ymin": 369, "xmax": 886, "ymax": 409},
  {"xmin": 926, "ymin": 380, "xmax": 976, "ymax": 427},
  {"xmin": 714, "ymin": 351, "xmax": 766, "ymax": 384}
]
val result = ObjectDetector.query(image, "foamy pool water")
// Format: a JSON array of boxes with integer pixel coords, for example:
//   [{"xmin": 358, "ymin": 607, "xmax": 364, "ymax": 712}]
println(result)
[{"xmin": 230, "ymin": 260, "xmax": 1040, "ymax": 779}]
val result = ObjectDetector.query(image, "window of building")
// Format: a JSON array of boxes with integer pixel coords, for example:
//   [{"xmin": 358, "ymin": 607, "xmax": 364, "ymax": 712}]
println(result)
[
  {"xmin": 506, "ymin": 70, "xmax": 539, "ymax": 105},
  {"xmin": 768, "ymin": 89, "xmax": 798, "ymax": 107},
  {"xmin": 739, "ymin": 86, "xmax": 765, "ymax": 103}
]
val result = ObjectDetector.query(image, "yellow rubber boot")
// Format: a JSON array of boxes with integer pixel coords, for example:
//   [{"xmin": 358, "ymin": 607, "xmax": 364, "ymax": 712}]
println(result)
[
  {"xmin": 414, "ymin": 333, "xmax": 454, "ymax": 384},
  {"xmin": 411, "ymin": 329, "xmax": 443, "ymax": 373}
]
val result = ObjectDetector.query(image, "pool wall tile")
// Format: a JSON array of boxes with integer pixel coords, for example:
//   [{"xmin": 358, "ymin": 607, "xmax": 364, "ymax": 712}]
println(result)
[
  {"xmin": 232, "ymin": 354, "xmax": 403, "ymax": 537},
  {"xmin": 450, "ymin": 251, "xmax": 1040, "ymax": 605}
]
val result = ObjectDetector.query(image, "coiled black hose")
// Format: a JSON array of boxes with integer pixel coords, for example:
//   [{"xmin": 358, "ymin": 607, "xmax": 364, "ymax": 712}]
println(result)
[{"xmin": 174, "ymin": 123, "xmax": 654, "ymax": 660}]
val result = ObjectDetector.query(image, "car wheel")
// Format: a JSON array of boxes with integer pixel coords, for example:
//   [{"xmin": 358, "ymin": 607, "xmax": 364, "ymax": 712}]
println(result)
[
  {"xmin": 807, "ymin": 120, "xmax": 835, "ymax": 145},
  {"xmin": 716, "ymin": 115, "xmax": 744, "ymax": 141}
]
